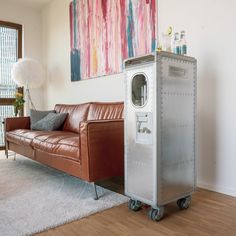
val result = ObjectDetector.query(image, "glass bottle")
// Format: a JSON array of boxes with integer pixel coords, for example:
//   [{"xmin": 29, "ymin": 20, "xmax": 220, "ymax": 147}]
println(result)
[
  {"xmin": 160, "ymin": 26, "xmax": 172, "ymax": 52},
  {"xmin": 180, "ymin": 30, "xmax": 187, "ymax": 55},
  {"xmin": 166, "ymin": 26, "xmax": 172, "ymax": 52},
  {"xmin": 173, "ymin": 32, "xmax": 180, "ymax": 54}
]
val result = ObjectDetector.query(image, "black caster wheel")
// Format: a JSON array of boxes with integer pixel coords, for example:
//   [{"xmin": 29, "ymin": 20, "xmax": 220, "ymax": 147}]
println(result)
[
  {"xmin": 177, "ymin": 196, "xmax": 192, "ymax": 209},
  {"xmin": 128, "ymin": 199, "xmax": 142, "ymax": 211},
  {"xmin": 148, "ymin": 206, "xmax": 164, "ymax": 221}
]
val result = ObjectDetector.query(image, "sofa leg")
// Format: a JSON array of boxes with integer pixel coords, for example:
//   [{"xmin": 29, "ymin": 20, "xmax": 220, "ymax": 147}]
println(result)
[
  {"xmin": 92, "ymin": 183, "xmax": 99, "ymax": 200},
  {"xmin": 5, "ymin": 141, "xmax": 8, "ymax": 159},
  {"xmin": 5, "ymin": 149, "xmax": 8, "ymax": 159}
]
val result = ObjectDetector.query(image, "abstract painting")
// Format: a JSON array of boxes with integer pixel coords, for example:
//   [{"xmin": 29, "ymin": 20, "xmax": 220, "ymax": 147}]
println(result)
[{"xmin": 70, "ymin": 0, "xmax": 157, "ymax": 81}]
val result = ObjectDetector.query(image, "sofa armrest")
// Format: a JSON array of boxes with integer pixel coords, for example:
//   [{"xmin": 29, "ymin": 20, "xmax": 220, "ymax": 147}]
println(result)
[
  {"xmin": 80, "ymin": 119, "xmax": 124, "ymax": 182},
  {"xmin": 5, "ymin": 117, "xmax": 30, "ymax": 132}
]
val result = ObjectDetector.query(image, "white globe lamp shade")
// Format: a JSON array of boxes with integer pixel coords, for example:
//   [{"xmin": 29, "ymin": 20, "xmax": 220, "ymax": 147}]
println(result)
[{"xmin": 12, "ymin": 58, "xmax": 44, "ymax": 88}]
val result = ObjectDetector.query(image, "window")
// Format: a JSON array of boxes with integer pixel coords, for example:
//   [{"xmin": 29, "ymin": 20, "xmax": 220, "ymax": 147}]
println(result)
[
  {"xmin": 0, "ymin": 21, "xmax": 22, "ymax": 147},
  {"xmin": 132, "ymin": 74, "xmax": 148, "ymax": 107}
]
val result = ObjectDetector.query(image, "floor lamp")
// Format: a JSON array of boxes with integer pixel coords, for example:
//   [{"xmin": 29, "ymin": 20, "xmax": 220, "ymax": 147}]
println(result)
[{"xmin": 12, "ymin": 58, "xmax": 44, "ymax": 114}]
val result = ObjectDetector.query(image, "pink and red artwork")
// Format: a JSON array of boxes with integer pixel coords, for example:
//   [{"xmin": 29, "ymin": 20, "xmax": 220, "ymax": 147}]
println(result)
[{"xmin": 70, "ymin": 0, "xmax": 157, "ymax": 81}]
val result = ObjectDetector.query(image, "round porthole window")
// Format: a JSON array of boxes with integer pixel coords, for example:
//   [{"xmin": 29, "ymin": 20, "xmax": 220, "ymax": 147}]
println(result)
[{"xmin": 131, "ymin": 74, "xmax": 148, "ymax": 107}]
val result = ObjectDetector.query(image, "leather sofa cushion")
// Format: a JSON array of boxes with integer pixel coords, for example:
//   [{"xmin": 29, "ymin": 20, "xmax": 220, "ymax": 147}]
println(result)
[
  {"xmin": 54, "ymin": 103, "xmax": 90, "ymax": 133},
  {"xmin": 6, "ymin": 129, "xmax": 49, "ymax": 146},
  {"xmin": 6, "ymin": 129, "xmax": 80, "ymax": 161},
  {"xmin": 87, "ymin": 102, "xmax": 124, "ymax": 120},
  {"xmin": 32, "ymin": 131, "xmax": 80, "ymax": 161}
]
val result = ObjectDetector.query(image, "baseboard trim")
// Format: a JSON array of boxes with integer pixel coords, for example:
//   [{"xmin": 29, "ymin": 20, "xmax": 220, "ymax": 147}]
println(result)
[{"xmin": 197, "ymin": 182, "xmax": 236, "ymax": 197}]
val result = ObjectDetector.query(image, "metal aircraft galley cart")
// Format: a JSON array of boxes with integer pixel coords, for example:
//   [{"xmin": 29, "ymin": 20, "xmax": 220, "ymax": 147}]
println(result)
[{"xmin": 124, "ymin": 51, "xmax": 197, "ymax": 221}]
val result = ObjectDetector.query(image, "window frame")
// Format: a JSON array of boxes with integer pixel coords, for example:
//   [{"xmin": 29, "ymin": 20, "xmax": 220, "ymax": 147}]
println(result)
[
  {"xmin": 0, "ymin": 20, "xmax": 23, "ymax": 106},
  {"xmin": 0, "ymin": 20, "xmax": 22, "ymax": 58},
  {"xmin": 0, "ymin": 21, "xmax": 23, "ymax": 149}
]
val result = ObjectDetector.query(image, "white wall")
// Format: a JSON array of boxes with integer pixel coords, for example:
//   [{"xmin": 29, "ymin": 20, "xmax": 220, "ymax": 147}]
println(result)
[
  {"xmin": 42, "ymin": 0, "xmax": 124, "ymax": 110},
  {"xmin": 0, "ymin": 0, "xmax": 44, "ymax": 110},
  {"xmin": 42, "ymin": 0, "xmax": 236, "ymax": 196},
  {"xmin": 159, "ymin": 0, "xmax": 236, "ymax": 196}
]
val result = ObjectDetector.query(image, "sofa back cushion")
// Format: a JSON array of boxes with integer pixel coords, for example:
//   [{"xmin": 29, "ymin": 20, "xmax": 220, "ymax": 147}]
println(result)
[
  {"xmin": 87, "ymin": 102, "xmax": 124, "ymax": 120},
  {"xmin": 54, "ymin": 102, "xmax": 124, "ymax": 133},
  {"xmin": 54, "ymin": 103, "xmax": 90, "ymax": 133}
]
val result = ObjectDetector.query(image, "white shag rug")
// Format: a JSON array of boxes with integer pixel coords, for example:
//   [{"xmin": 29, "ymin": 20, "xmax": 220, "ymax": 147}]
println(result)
[{"xmin": 0, "ymin": 155, "xmax": 128, "ymax": 236}]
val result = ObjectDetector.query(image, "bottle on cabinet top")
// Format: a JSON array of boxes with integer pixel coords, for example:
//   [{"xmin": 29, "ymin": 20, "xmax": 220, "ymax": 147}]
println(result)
[
  {"xmin": 173, "ymin": 32, "xmax": 180, "ymax": 55},
  {"xmin": 157, "ymin": 28, "xmax": 188, "ymax": 56},
  {"xmin": 180, "ymin": 30, "xmax": 187, "ymax": 55}
]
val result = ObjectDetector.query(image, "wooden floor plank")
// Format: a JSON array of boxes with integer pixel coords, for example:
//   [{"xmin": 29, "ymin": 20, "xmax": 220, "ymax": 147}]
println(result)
[{"xmin": 37, "ymin": 188, "xmax": 236, "ymax": 236}]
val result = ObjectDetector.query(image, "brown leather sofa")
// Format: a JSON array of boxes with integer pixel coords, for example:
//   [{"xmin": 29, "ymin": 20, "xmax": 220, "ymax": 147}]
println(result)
[{"xmin": 5, "ymin": 102, "xmax": 124, "ymax": 199}]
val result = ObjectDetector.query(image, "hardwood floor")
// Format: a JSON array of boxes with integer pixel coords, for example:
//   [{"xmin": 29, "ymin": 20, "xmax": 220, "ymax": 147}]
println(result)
[{"xmin": 37, "ymin": 178, "xmax": 236, "ymax": 236}]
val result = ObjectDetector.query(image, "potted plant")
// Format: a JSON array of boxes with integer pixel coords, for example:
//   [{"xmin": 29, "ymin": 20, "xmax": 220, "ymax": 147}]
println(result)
[{"xmin": 13, "ymin": 92, "xmax": 25, "ymax": 117}]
